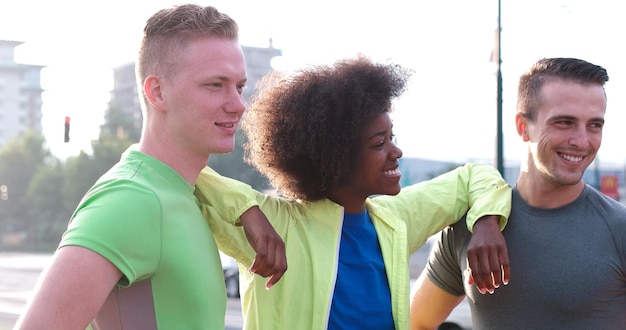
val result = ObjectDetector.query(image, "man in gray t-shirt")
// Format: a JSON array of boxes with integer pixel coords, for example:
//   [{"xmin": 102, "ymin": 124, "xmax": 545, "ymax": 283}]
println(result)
[
  {"xmin": 422, "ymin": 186, "xmax": 626, "ymax": 329},
  {"xmin": 410, "ymin": 57, "xmax": 626, "ymax": 330}
]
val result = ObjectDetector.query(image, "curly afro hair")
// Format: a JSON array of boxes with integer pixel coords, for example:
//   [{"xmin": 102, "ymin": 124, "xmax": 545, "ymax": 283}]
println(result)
[{"xmin": 242, "ymin": 56, "xmax": 411, "ymax": 201}]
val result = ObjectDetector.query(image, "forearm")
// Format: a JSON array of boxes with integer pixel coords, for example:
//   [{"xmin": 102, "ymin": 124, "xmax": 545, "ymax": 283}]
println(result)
[{"xmin": 466, "ymin": 214, "xmax": 510, "ymax": 293}]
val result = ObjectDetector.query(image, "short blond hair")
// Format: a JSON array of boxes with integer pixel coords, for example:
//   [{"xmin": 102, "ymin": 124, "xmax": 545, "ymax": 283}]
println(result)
[{"xmin": 136, "ymin": 4, "xmax": 239, "ymax": 107}]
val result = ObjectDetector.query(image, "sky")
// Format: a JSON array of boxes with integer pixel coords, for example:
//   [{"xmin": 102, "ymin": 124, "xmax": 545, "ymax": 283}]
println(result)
[{"xmin": 1, "ymin": 0, "xmax": 625, "ymax": 168}]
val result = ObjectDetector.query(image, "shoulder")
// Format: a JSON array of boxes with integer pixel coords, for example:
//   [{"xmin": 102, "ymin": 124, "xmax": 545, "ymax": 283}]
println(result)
[
  {"xmin": 582, "ymin": 187, "xmax": 626, "ymax": 242},
  {"xmin": 86, "ymin": 178, "xmax": 161, "ymax": 208},
  {"xmin": 73, "ymin": 174, "xmax": 168, "ymax": 234},
  {"xmin": 90, "ymin": 152, "xmax": 194, "ymax": 211},
  {"xmin": 428, "ymin": 219, "xmax": 472, "ymax": 258},
  {"xmin": 584, "ymin": 185, "xmax": 626, "ymax": 217},
  {"xmin": 448, "ymin": 217, "xmax": 473, "ymax": 246}
]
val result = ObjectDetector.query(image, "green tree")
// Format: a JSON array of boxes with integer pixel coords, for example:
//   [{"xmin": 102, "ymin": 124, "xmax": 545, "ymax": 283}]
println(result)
[
  {"xmin": 100, "ymin": 106, "xmax": 141, "ymax": 142},
  {"xmin": 62, "ymin": 150, "xmax": 99, "ymax": 211},
  {"xmin": 0, "ymin": 130, "xmax": 52, "ymax": 232},
  {"xmin": 91, "ymin": 135, "xmax": 135, "ymax": 179},
  {"xmin": 24, "ymin": 159, "xmax": 69, "ymax": 249},
  {"xmin": 62, "ymin": 136, "xmax": 133, "ymax": 211},
  {"xmin": 0, "ymin": 106, "xmax": 138, "ymax": 251},
  {"xmin": 208, "ymin": 129, "xmax": 270, "ymax": 190},
  {"xmin": 63, "ymin": 105, "xmax": 137, "ymax": 211}
]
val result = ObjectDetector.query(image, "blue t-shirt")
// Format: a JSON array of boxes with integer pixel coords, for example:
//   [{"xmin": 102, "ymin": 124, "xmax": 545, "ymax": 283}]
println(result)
[{"xmin": 328, "ymin": 211, "xmax": 394, "ymax": 329}]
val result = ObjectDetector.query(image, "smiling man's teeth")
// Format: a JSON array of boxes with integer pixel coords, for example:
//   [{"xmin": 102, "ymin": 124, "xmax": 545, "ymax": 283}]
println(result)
[{"xmin": 560, "ymin": 153, "xmax": 583, "ymax": 162}]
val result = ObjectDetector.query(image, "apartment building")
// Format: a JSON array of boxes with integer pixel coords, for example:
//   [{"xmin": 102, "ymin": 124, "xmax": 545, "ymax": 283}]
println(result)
[{"xmin": 0, "ymin": 40, "xmax": 44, "ymax": 148}]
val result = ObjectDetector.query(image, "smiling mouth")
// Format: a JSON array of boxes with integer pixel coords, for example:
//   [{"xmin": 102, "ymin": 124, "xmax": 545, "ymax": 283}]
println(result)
[
  {"xmin": 383, "ymin": 168, "xmax": 401, "ymax": 176},
  {"xmin": 217, "ymin": 122, "xmax": 237, "ymax": 128},
  {"xmin": 558, "ymin": 152, "xmax": 584, "ymax": 163}
]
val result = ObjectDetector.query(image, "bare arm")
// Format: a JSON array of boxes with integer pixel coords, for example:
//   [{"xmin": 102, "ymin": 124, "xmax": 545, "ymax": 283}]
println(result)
[
  {"xmin": 466, "ymin": 215, "xmax": 510, "ymax": 294},
  {"xmin": 410, "ymin": 272, "xmax": 464, "ymax": 330},
  {"xmin": 14, "ymin": 246, "xmax": 122, "ymax": 330},
  {"xmin": 196, "ymin": 167, "xmax": 287, "ymax": 287},
  {"xmin": 239, "ymin": 206, "xmax": 287, "ymax": 289}
]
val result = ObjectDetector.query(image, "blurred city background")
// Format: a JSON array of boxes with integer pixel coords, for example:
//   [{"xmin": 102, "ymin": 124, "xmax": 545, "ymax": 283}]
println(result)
[
  {"xmin": 1, "ymin": 0, "xmax": 625, "ymax": 252},
  {"xmin": 0, "ymin": 1, "xmax": 625, "ymax": 329}
]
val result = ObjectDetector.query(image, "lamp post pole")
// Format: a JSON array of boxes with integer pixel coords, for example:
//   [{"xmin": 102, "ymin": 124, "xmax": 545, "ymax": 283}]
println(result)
[{"xmin": 496, "ymin": 0, "xmax": 504, "ymax": 176}]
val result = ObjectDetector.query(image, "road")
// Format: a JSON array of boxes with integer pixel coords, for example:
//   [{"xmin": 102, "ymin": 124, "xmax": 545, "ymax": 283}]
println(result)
[
  {"xmin": 0, "ymin": 253, "xmax": 243, "ymax": 330},
  {"xmin": 0, "ymin": 241, "xmax": 470, "ymax": 330}
]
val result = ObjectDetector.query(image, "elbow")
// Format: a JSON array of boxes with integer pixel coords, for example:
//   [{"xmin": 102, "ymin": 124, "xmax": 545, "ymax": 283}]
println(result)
[{"xmin": 411, "ymin": 322, "xmax": 439, "ymax": 330}]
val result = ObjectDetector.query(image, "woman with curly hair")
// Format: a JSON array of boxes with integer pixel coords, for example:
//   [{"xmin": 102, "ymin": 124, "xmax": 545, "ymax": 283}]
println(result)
[{"xmin": 196, "ymin": 56, "xmax": 511, "ymax": 329}]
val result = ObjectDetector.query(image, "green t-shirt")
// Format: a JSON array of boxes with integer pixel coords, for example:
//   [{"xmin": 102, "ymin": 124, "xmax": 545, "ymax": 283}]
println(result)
[{"xmin": 61, "ymin": 149, "xmax": 226, "ymax": 329}]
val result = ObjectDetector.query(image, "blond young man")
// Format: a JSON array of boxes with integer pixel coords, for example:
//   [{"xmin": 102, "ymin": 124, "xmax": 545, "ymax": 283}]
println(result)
[{"xmin": 15, "ymin": 5, "xmax": 285, "ymax": 329}]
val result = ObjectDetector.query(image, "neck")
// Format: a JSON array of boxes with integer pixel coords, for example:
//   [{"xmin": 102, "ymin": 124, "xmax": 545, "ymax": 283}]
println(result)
[
  {"xmin": 327, "ymin": 190, "xmax": 366, "ymax": 214},
  {"xmin": 516, "ymin": 171, "xmax": 585, "ymax": 208},
  {"xmin": 138, "ymin": 136, "xmax": 208, "ymax": 186}
]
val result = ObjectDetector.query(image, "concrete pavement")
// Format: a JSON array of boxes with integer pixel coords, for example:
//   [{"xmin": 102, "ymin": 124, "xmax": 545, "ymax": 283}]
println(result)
[
  {"xmin": 0, "ymin": 241, "xmax": 469, "ymax": 330},
  {"xmin": 0, "ymin": 252, "xmax": 245, "ymax": 330}
]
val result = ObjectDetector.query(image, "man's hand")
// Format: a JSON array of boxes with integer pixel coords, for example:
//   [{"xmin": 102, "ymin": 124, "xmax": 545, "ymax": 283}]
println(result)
[
  {"xmin": 466, "ymin": 215, "xmax": 510, "ymax": 294},
  {"xmin": 239, "ymin": 206, "xmax": 287, "ymax": 289}
]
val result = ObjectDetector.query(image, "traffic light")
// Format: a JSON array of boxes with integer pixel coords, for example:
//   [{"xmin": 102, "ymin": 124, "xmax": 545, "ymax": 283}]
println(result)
[{"xmin": 64, "ymin": 116, "xmax": 70, "ymax": 142}]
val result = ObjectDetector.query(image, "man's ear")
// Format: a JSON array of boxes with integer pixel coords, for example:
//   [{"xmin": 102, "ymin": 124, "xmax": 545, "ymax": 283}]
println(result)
[
  {"xmin": 515, "ymin": 113, "xmax": 530, "ymax": 142},
  {"xmin": 144, "ymin": 74, "xmax": 166, "ymax": 111}
]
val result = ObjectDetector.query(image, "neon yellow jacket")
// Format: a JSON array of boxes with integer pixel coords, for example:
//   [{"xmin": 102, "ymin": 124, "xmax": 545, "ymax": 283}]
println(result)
[{"xmin": 196, "ymin": 163, "xmax": 511, "ymax": 330}]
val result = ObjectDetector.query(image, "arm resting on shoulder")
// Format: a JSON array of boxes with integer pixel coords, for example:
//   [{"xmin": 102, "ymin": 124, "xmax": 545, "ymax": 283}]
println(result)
[
  {"xmin": 462, "ymin": 163, "xmax": 511, "ymax": 232},
  {"xmin": 459, "ymin": 163, "xmax": 511, "ymax": 294},
  {"xmin": 239, "ymin": 206, "xmax": 287, "ymax": 288},
  {"xmin": 466, "ymin": 215, "xmax": 510, "ymax": 294},
  {"xmin": 196, "ymin": 167, "xmax": 286, "ymax": 287},
  {"xmin": 195, "ymin": 166, "xmax": 259, "ymax": 224}
]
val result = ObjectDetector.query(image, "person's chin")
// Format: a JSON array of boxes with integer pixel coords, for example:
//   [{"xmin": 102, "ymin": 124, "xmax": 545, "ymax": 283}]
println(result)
[
  {"xmin": 384, "ymin": 185, "xmax": 402, "ymax": 196},
  {"xmin": 210, "ymin": 145, "xmax": 235, "ymax": 155}
]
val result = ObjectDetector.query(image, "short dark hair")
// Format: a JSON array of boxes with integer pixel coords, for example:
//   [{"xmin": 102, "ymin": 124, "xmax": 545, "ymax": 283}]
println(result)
[{"xmin": 517, "ymin": 57, "xmax": 609, "ymax": 121}]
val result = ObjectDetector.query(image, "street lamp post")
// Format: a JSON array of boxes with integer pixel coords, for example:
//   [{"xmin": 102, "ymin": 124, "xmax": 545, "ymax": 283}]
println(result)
[{"xmin": 495, "ymin": 0, "xmax": 504, "ymax": 176}]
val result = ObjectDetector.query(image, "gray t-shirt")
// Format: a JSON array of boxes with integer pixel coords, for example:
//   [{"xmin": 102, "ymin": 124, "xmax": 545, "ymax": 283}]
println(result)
[{"xmin": 426, "ymin": 184, "xmax": 626, "ymax": 329}]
